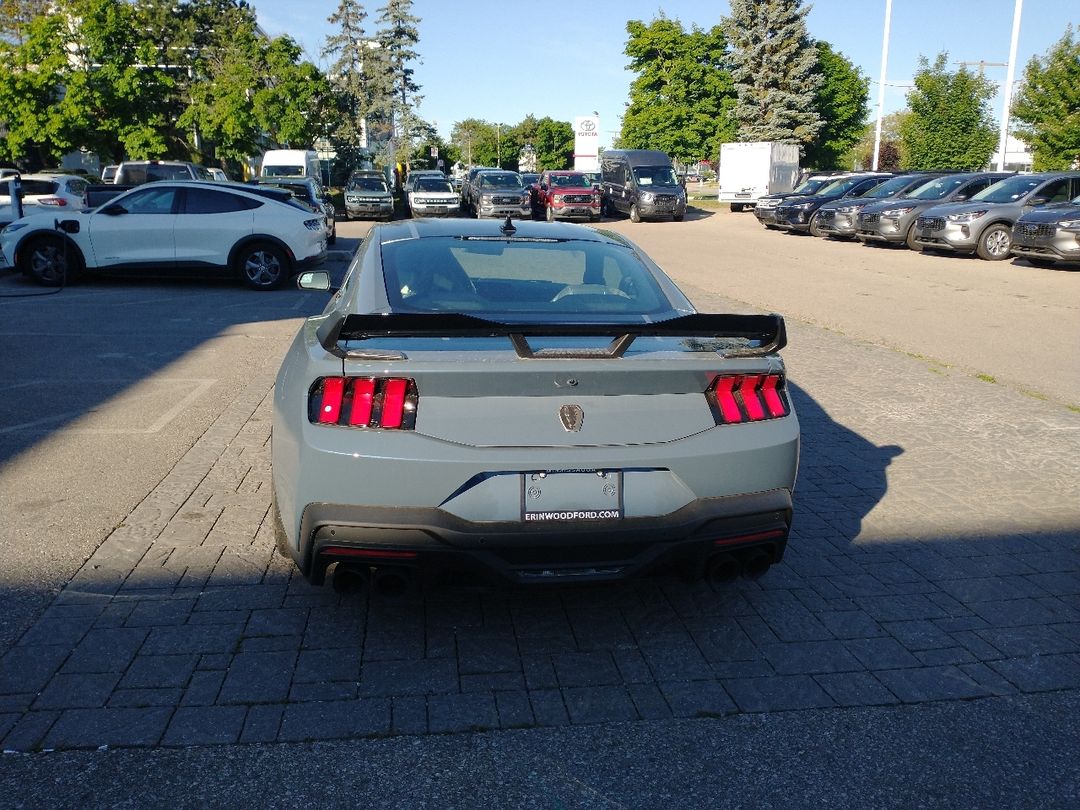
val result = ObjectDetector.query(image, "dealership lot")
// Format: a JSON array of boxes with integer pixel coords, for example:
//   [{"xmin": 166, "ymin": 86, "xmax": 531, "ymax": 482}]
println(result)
[{"xmin": 0, "ymin": 210, "xmax": 1077, "ymax": 802}]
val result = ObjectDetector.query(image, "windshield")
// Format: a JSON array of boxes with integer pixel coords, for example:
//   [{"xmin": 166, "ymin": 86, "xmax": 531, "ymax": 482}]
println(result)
[
  {"xmin": 632, "ymin": 166, "xmax": 679, "ymax": 186},
  {"xmin": 818, "ymin": 176, "xmax": 869, "ymax": 196},
  {"xmin": 905, "ymin": 176, "xmax": 966, "ymax": 200},
  {"xmin": 549, "ymin": 174, "xmax": 589, "ymax": 188},
  {"xmin": 792, "ymin": 177, "xmax": 831, "ymax": 194},
  {"xmin": 970, "ymin": 175, "xmax": 1045, "ymax": 203},
  {"xmin": 348, "ymin": 178, "xmax": 388, "ymax": 192},
  {"xmin": 480, "ymin": 173, "xmax": 522, "ymax": 188},
  {"xmin": 864, "ymin": 175, "xmax": 922, "ymax": 199},
  {"xmin": 261, "ymin": 165, "xmax": 303, "ymax": 177},
  {"xmin": 415, "ymin": 178, "xmax": 453, "ymax": 192},
  {"xmin": 381, "ymin": 236, "xmax": 678, "ymax": 320}
]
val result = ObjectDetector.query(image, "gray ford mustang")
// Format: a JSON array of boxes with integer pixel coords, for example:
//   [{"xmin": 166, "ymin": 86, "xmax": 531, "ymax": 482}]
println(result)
[{"xmin": 271, "ymin": 217, "xmax": 799, "ymax": 594}]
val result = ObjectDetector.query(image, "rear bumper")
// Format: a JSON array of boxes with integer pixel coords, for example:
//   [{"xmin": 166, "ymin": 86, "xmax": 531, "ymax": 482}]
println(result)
[{"xmin": 280, "ymin": 488, "xmax": 793, "ymax": 586}]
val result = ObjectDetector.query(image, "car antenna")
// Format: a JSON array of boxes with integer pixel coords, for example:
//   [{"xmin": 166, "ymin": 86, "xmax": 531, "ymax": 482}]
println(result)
[{"xmin": 500, "ymin": 216, "xmax": 516, "ymax": 236}]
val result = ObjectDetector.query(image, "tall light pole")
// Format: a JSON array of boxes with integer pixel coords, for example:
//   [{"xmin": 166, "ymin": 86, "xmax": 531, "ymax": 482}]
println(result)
[
  {"xmin": 872, "ymin": 0, "xmax": 893, "ymax": 171},
  {"xmin": 997, "ymin": 0, "xmax": 1024, "ymax": 171},
  {"xmin": 496, "ymin": 123, "xmax": 502, "ymax": 167}
]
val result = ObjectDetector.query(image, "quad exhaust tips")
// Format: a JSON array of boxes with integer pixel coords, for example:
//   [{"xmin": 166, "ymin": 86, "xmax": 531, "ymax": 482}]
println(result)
[
  {"xmin": 332, "ymin": 564, "xmax": 415, "ymax": 599},
  {"xmin": 704, "ymin": 545, "xmax": 775, "ymax": 586}
]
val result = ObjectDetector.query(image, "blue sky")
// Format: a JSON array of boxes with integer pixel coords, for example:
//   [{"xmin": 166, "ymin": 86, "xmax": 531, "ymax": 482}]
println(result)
[{"xmin": 255, "ymin": 0, "xmax": 1079, "ymax": 149}]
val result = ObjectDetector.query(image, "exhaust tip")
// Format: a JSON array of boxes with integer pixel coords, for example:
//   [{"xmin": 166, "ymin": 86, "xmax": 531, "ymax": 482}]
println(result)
[
  {"xmin": 739, "ymin": 547, "xmax": 772, "ymax": 580},
  {"xmin": 332, "ymin": 565, "xmax": 370, "ymax": 595},
  {"xmin": 705, "ymin": 553, "xmax": 742, "ymax": 586},
  {"xmin": 373, "ymin": 567, "xmax": 413, "ymax": 599}
]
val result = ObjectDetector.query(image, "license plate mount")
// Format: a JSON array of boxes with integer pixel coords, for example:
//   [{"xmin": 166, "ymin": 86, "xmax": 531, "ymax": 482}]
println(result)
[{"xmin": 522, "ymin": 471, "xmax": 623, "ymax": 523}]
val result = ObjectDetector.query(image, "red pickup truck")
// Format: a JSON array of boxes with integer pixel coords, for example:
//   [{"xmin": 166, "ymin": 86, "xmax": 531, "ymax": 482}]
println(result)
[{"xmin": 535, "ymin": 170, "xmax": 601, "ymax": 222}]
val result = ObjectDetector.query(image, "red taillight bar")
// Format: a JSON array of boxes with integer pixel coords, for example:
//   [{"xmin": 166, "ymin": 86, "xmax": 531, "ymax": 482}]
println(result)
[
  {"xmin": 713, "ymin": 529, "xmax": 786, "ymax": 546},
  {"xmin": 321, "ymin": 546, "xmax": 418, "ymax": 560},
  {"xmin": 707, "ymin": 373, "xmax": 789, "ymax": 425},
  {"xmin": 310, "ymin": 377, "xmax": 417, "ymax": 430},
  {"xmin": 317, "ymin": 377, "xmax": 345, "ymax": 424}
]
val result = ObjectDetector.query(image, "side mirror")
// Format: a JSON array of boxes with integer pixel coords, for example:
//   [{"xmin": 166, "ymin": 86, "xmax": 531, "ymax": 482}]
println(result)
[
  {"xmin": 101, "ymin": 204, "xmax": 126, "ymax": 216},
  {"xmin": 56, "ymin": 219, "xmax": 80, "ymax": 234},
  {"xmin": 297, "ymin": 271, "xmax": 331, "ymax": 291}
]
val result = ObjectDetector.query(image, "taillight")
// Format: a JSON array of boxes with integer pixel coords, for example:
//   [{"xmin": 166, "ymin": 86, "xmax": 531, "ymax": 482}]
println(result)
[
  {"xmin": 36, "ymin": 197, "xmax": 66, "ymax": 206},
  {"xmin": 309, "ymin": 377, "xmax": 417, "ymax": 429},
  {"xmin": 706, "ymin": 373, "xmax": 789, "ymax": 425}
]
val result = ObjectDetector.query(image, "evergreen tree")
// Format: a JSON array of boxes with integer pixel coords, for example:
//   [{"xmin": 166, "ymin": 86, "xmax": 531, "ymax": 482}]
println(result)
[
  {"xmin": 722, "ymin": 0, "xmax": 823, "ymax": 147},
  {"xmin": 1012, "ymin": 26, "xmax": 1080, "ymax": 170},
  {"xmin": 322, "ymin": 0, "xmax": 379, "ymax": 162},
  {"xmin": 620, "ymin": 16, "xmax": 735, "ymax": 164},
  {"xmin": 804, "ymin": 41, "xmax": 869, "ymax": 169},
  {"xmin": 375, "ymin": 0, "xmax": 423, "ymax": 164},
  {"xmin": 899, "ymin": 53, "xmax": 998, "ymax": 170}
]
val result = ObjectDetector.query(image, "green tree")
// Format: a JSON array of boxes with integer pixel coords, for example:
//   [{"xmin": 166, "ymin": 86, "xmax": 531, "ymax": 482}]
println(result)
[
  {"xmin": 323, "ymin": 0, "xmax": 378, "ymax": 164},
  {"xmin": 0, "ymin": 0, "xmax": 50, "ymax": 44},
  {"xmin": 0, "ymin": 0, "xmax": 174, "ymax": 164},
  {"xmin": 450, "ymin": 118, "xmax": 492, "ymax": 166},
  {"xmin": 899, "ymin": 53, "xmax": 998, "ymax": 170},
  {"xmin": 375, "ymin": 0, "xmax": 423, "ymax": 163},
  {"xmin": 533, "ymin": 117, "xmax": 574, "ymax": 170},
  {"xmin": 804, "ymin": 41, "xmax": 869, "ymax": 169},
  {"xmin": 178, "ymin": 5, "xmax": 328, "ymax": 164},
  {"xmin": 1012, "ymin": 26, "xmax": 1080, "ymax": 170},
  {"xmin": 723, "ymin": 0, "xmax": 822, "ymax": 148},
  {"xmin": 620, "ymin": 16, "xmax": 736, "ymax": 165},
  {"xmin": 846, "ymin": 110, "xmax": 910, "ymax": 170}
]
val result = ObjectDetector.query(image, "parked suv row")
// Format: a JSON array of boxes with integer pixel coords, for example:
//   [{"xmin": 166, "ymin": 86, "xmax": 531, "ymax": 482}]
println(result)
[{"xmin": 754, "ymin": 168, "xmax": 1080, "ymax": 268}]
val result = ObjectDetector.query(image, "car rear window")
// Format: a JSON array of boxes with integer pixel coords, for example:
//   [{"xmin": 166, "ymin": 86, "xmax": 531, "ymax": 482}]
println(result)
[
  {"xmin": 380, "ymin": 236, "xmax": 678, "ymax": 320},
  {"xmin": 20, "ymin": 180, "xmax": 59, "ymax": 195}
]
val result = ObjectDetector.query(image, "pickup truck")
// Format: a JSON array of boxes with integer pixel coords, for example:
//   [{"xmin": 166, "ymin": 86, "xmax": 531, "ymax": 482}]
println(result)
[{"xmin": 535, "ymin": 170, "xmax": 601, "ymax": 222}]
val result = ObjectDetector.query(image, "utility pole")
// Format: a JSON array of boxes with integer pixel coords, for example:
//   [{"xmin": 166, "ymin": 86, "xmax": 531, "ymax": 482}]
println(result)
[
  {"xmin": 998, "ymin": 0, "xmax": 1024, "ymax": 172},
  {"xmin": 872, "ymin": 0, "xmax": 893, "ymax": 171},
  {"xmin": 953, "ymin": 60, "xmax": 1007, "ymax": 74}
]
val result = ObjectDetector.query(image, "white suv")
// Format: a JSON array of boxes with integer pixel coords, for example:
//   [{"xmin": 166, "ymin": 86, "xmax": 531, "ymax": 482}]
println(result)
[{"xmin": 0, "ymin": 181, "xmax": 326, "ymax": 289}]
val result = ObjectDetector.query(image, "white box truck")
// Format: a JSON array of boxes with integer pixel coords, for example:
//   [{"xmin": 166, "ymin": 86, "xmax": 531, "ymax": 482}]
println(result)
[{"xmin": 718, "ymin": 141, "xmax": 799, "ymax": 212}]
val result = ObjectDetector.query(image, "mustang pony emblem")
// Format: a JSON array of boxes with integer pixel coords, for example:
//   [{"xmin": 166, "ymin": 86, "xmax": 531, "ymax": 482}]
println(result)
[{"xmin": 559, "ymin": 404, "xmax": 584, "ymax": 432}]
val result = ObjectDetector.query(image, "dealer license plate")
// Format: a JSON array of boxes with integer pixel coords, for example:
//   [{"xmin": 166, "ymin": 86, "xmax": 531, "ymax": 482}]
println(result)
[{"xmin": 522, "ymin": 471, "xmax": 623, "ymax": 522}]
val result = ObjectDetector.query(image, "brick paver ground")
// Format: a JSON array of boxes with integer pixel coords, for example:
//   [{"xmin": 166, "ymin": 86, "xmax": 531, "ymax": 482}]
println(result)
[{"xmin": 2, "ymin": 303, "xmax": 1078, "ymax": 751}]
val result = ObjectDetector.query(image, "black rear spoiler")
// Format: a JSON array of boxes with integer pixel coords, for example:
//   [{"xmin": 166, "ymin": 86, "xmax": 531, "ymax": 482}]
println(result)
[{"xmin": 320, "ymin": 313, "xmax": 786, "ymax": 360}]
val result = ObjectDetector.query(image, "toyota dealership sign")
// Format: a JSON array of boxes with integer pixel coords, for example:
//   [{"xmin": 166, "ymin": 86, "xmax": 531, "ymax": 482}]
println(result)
[{"xmin": 574, "ymin": 115, "xmax": 600, "ymax": 172}]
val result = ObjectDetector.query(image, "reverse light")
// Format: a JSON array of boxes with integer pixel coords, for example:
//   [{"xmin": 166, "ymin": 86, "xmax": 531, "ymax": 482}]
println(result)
[
  {"xmin": 706, "ymin": 373, "xmax": 790, "ymax": 425},
  {"xmin": 947, "ymin": 209, "xmax": 988, "ymax": 223},
  {"xmin": 309, "ymin": 377, "xmax": 418, "ymax": 430}
]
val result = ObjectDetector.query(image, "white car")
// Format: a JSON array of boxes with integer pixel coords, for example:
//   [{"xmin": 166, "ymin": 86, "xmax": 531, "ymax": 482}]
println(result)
[
  {"xmin": 406, "ymin": 175, "xmax": 460, "ymax": 217},
  {"xmin": 0, "ymin": 181, "xmax": 326, "ymax": 290},
  {"xmin": 0, "ymin": 173, "xmax": 88, "ymax": 212}
]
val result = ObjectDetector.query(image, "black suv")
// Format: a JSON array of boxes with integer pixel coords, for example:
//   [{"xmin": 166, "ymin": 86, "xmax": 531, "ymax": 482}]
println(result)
[{"xmin": 774, "ymin": 174, "xmax": 892, "ymax": 235}]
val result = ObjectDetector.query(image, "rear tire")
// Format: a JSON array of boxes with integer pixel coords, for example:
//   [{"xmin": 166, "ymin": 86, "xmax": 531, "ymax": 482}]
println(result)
[
  {"xmin": 629, "ymin": 203, "xmax": 641, "ymax": 223},
  {"xmin": 20, "ymin": 235, "xmax": 76, "ymax": 286},
  {"xmin": 976, "ymin": 224, "xmax": 1012, "ymax": 261},
  {"xmin": 237, "ymin": 242, "xmax": 288, "ymax": 290},
  {"xmin": 730, "ymin": 203, "xmax": 744, "ymax": 213}
]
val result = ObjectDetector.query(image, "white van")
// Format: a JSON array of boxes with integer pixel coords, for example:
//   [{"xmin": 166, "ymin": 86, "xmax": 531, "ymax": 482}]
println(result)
[{"xmin": 261, "ymin": 149, "xmax": 321, "ymax": 179}]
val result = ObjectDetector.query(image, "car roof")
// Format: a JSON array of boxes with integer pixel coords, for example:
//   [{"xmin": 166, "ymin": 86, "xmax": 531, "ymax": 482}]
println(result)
[{"xmin": 14, "ymin": 173, "xmax": 86, "ymax": 181}]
